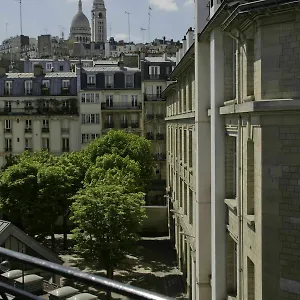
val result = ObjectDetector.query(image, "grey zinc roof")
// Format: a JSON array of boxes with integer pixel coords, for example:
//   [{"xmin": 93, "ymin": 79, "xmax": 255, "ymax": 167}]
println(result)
[
  {"xmin": 83, "ymin": 66, "xmax": 140, "ymax": 72},
  {"xmin": 4, "ymin": 72, "xmax": 77, "ymax": 79},
  {"xmin": 144, "ymin": 56, "xmax": 176, "ymax": 63},
  {"xmin": 93, "ymin": 60, "xmax": 119, "ymax": 65}
]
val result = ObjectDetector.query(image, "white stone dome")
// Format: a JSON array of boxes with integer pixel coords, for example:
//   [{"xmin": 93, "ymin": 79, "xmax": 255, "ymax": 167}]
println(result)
[{"xmin": 71, "ymin": 11, "xmax": 90, "ymax": 30}]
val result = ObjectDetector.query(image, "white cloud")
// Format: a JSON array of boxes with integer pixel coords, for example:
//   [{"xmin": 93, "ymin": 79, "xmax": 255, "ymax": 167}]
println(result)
[
  {"xmin": 184, "ymin": 0, "xmax": 194, "ymax": 6},
  {"xmin": 149, "ymin": 0, "xmax": 179, "ymax": 11},
  {"xmin": 114, "ymin": 33, "xmax": 128, "ymax": 41}
]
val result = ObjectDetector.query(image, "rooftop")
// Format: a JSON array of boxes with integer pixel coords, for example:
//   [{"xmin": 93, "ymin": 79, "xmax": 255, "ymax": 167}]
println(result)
[
  {"xmin": 1, "ymin": 72, "xmax": 77, "ymax": 79},
  {"xmin": 83, "ymin": 66, "xmax": 140, "ymax": 72},
  {"xmin": 144, "ymin": 57, "xmax": 176, "ymax": 63}
]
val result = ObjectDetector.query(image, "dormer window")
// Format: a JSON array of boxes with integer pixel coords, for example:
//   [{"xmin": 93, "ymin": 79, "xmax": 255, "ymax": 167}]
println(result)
[
  {"xmin": 24, "ymin": 80, "xmax": 33, "ymax": 95},
  {"xmin": 42, "ymin": 80, "xmax": 50, "ymax": 88},
  {"xmin": 62, "ymin": 80, "xmax": 70, "ymax": 88},
  {"xmin": 46, "ymin": 63, "xmax": 53, "ymax": 72},
  {"xmin": 105, "ymin": 74, "xmax": 114, "ymax": 88},
  {"xmin": 87, "ymin": 75, "xmax": 96, "ymax": 87},
  {"xmin": 125, "ymin": 74, "xmax": 134, "ymax": 88},
  {"xmin": 4, "ymin": 81, "xmax": 12, "ymax": 96},
  {"xmin": 149, "ymin": 66, "xmax": 160, "ymax": 79}
]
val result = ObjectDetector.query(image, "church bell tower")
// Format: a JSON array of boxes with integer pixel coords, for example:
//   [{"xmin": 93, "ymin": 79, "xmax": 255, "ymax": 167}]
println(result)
[{"xmin": 91, "ymin": 0, "xmax": 107, "ymax": 43}]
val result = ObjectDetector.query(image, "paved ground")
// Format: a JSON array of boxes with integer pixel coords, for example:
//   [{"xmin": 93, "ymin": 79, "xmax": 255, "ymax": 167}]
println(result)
[{"xmin": 55, "ymin": 236, "xmax": 187, "ymax": 300}]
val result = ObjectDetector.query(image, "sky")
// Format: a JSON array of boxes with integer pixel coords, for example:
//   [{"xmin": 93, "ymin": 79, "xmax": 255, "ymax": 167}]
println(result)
[{"xmin": 0, "ymin": 0, "xmax": 195, "ymax": 43}]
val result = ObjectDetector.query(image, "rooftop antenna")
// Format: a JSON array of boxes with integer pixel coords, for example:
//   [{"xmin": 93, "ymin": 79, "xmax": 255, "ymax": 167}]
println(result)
[
  {"xmin": 19, "ymin": 0, "xmax": 23, "ymax": 36},
  {"xmin": 59, "ymin": 25, "xmax": 66, "ymax": 40},
  {"xmin": 148, "ymin": 6, "xmax": 152, "ymax": 43},
  {"xmin": 125, "ymin": 11, "xmax": 131, "ymax": 43},
  {"xmin": 141, "ymin": 27, "xmax": 146, "ymax": 44}
]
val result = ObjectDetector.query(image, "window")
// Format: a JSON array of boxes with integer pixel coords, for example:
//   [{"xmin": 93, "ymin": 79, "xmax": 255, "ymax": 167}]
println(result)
[
  {"xmin": 4, "ymin": 101, "xmax": 11, "ymax": 112},
  {"xmin": 81, "ymin": 114, "xmax": 100, "ymax": 124},
  {"xmin": 42, "ymin": 80, "xmax": 50, "ymax": 88},
  {"xmin": 24, "ymin": 81, "xmax": 33, "ymax": 95},
  {"xmin": 189, "ymin": 189, "xmax": 193, "ymax": 224},
  {"xmin": 156, "ymin": 86, "xmax": 162, "ymax": 96},
  {"xmin": 4, "ymin": 81, "xmax": 12, "ymax": 95},
  {"xmin": 132, "ymin": 95, "xmax": 138, "ymax": 107},
  {"xmin": 225, "ymin": 136, "xmax": 237, "ymax": 199},
  {"xmin": 42, "ymin": 119, "xmax": 49, "ymax": 128},
  {"xmin": 87, "ymin": 75, "xmax": 96, "ymax": 85},
  {"xmin": 62, "ymin": 80, "xmax": 70, "ymax": 88},
  {"xmin": 91, "ymin": 133, "xmax": 100, "ymax": 140},
  {"xmin": 25, "ymin": 101, "xmax": 32, "ymax": 108},
  {"xmin": 81, "ymin": 134, "xmax": 89, "ymax": 144},
  {"xmin": 105, "ymin": 74, "xmax": 114, "ymax": 88},
  {"xmin": 42, "ymin": 138, "xmax": 50, "ymax": 150},
  {"xmin": 106, "ymin": 95, "xmax": 113, "ymax": 107},
  {"xmin": 4, "ymin": 120, "xmax": 11, "ymax": 130},
  {"xmin": 59, "ymin": 65, "xmax": 64, "ymax": 71},
  {"xmin": 25, "ymin": 138, "xmax": 32, "ymax": 150},
  {"xmin": 62, "ymin": 138, "xmax": 70, "ymax": 151},
  {"xmin": 5, "ymin": 138, "xmax": 12, "ymax": 151},
  {"xmin": 46, "ymin": 63, "xmax": 53, "ymax": 71},
  {"xmin": 166, "ymin": 66, "xmax": 170, "ymax": 74},
  {"xmin": 149, "ymin": 66, "xmax": 160, "ymax": 78},
  {"xmin": 189, "ymin": 130, "xmax": 193, "ymax": 168},
  {"xmin": 95, "ymin": 93, "xmax": 100, "ymax": 103},
  {"xmin": 25, "ymin": 120, "xmax": 32, "ymax": 129},
  {"xmin": 125, "ymin": 74, "xmax": 134, "ymax": 88}
]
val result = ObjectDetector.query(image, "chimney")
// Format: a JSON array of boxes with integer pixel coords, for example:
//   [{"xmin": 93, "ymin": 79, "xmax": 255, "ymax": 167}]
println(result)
[
  {"xmin": 162, "ymin": 52, "xmax": 168, "ymax": 61},
  {"xmin": 182, "ymin": 36, "xmax": 187, "ymax": 55},
  {"xmin": 33, "ymin": 64, "xmax": 44, "ymax": 76},
  {"xmin": 179, "ymin": 47, "xmax": 184, "ymax": 62},
  {"xmin": 186, "ymin": 27, "xmax": 194, "ymax": 49},
  {"xmin": 140, "ymin": 51, "xmax": 145, "ymax": 60},
  {"xmin": 176, "ymin": 50, "xmax": 180, "ymax": 64}
]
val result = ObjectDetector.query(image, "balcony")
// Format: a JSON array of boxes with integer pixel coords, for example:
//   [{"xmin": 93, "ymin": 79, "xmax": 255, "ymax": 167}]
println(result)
[
  {"xmin": 62, "ymin": 147, "xmax": 70, "ymax": 152},
  {"xmin": 120, "ymin": 122, "xmax": 128, "ymax": 128},
  {"xmin": 24, "ymin": 89, "xmax": 33, "ymax": 96},
  {"xmin": 61, "ymin": 87, "xmax": 70, "ymax": 96},
  {"xmin": 5, "ymin": 147, "xmax": 12, "ymax": 152},
  {"xmin": 87, "ymin": 83, "xmax": 96, "ymax": 89},
  {"xmin": 144, "ymin": 94, "xmax": 165, "ymax": 101},
  {"xmin": 105, "ymin": 83, "xmax": 114, "ymax": 89},
  {"xmin": 156, "ymin": 133, "xmax": 165, "ymax": 140},
  {"xmin": 104, "ymin": 122, "xmax": 114, "ymax": 129},
  {"xmin": 101, "ymin": 103, "xmax": 142, "ymax": 110},
  {"xmin": 149, "ymin": 74, "xmax": 160, "ymax": 80},
  {"xmin": 146, "ymin": 114, "xmax": 155, "ymax": 121},
  {"xmin": 146, "ymin": 132, "xmax": 154, "ymax": 140},
  {"xmin": 4, "ymin": 89, "xmax": 12, "ymax": 96},
  {"xmin": 4, "ymin": 128, "xmax": 11, "ymax": 133},
  {"xmin": 25, "ymin": 128, "xmax": 32, "ymax": 133},
  {"xmin": 125, "ymin": 82, "xmax": 134, "ymax": 88},
  {"xmin": 41, "ymin": 85, "xmax": 50, "ymax": 96},
  {"xmin": 0, "ymin": 247, "xmax": 172, "ymax": 300},
  {"xmin": 156, "ymin": 153, "xmax": 166, "ymax": 161},
  {"xmin": 42, "ymin": 127, "xmax": 49, "ymax": 133},
  {"xmin": 130, "ymin": 122, "xmax": 139, "ymax": 128}
]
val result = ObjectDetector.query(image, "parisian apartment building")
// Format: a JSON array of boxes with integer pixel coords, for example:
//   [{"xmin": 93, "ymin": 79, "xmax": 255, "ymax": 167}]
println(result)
[{"xmin": 163, "ymin": 0, "xmax": 300, "ymax": 299}]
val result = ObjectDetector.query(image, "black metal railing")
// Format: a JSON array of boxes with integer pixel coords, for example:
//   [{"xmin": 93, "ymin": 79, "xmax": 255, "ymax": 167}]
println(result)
[
  {"xmin": 101, "ymin": 103, "xmax": 142, "ymax": 110},
  {"xmin": 104, "ymin": 122, "xmax": 114, "ymax": 129},
  {"xmin": 144, "ymin": 94, "xmax": 165, "ymax": 102},
  {"xmin": 0, "ymin": 107, "xmax": 78, "ymax": 116},
  {"xmin": 146, "ymin": 132, "xmax": 154, "ymax": 140},
  {"xmin": 0, "ymin": 247, "xmax": 173, "ymax": 300}
]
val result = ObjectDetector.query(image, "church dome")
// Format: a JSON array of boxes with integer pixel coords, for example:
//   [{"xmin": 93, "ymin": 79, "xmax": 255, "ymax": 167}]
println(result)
[{"xmin": 71, "ymin": 11, "xmax": 90, "ymax": 30}]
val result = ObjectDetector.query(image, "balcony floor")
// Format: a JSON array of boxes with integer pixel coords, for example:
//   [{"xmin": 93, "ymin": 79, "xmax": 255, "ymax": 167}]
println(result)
[{"xmin": 49, "ymin": 235, "xmax": 187, "ymax": 300}]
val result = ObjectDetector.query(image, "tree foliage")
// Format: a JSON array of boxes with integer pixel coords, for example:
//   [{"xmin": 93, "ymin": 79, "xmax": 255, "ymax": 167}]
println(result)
[
  {"xmin": 71, "ymin": 184, "xmax": 146, "ymax": 277},
  {"xmin": 85, "ymin": 130, "xmax": 155, "ymax": 189}
]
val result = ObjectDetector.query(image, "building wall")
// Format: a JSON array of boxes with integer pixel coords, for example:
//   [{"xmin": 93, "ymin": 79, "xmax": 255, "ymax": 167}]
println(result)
[{"xmin": 165, "ymin": 59, "xmax": 195, "ymax": 299}]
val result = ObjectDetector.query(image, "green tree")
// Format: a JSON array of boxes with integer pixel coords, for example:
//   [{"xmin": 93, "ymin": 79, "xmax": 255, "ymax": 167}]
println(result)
[
  {"xmin": 0, "ymin": 160, "xmax": 60, "ymax": 241},
  {"xmin": 84, "ymin": 154, "xmax": 143, "ymax": 192},
  {"xmin": 85, "ymin": 131, "xmax": 155, "ymax": 190},
  {"xmin": 71, "ymin": 185, "xmax": 146, "ymax": 285}
]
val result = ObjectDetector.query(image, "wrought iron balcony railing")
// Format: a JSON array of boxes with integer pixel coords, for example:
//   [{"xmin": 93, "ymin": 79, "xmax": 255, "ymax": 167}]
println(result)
[
  {"xmin": 0, "ymin": 247, "xmax": 173, "ymax": 300},
  {"xmin": 144, "ymin": 94, "xmax": 165, "ymax": 102}
]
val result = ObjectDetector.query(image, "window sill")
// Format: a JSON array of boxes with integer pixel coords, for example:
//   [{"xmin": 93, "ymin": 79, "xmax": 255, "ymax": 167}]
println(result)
[
  {"xmin": 224, "ymin": 198, "xmax": 237, "ymax": 214},
  {"xmin": 245, "ymin": 214, "xmax": 255, "ymax": 227}
]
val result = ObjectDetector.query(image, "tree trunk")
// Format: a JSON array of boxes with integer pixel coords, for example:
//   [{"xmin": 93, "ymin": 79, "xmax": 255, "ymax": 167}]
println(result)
[{"xmin": 106, "ymin": 265, "xmax": 114, "ymax": 300}]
